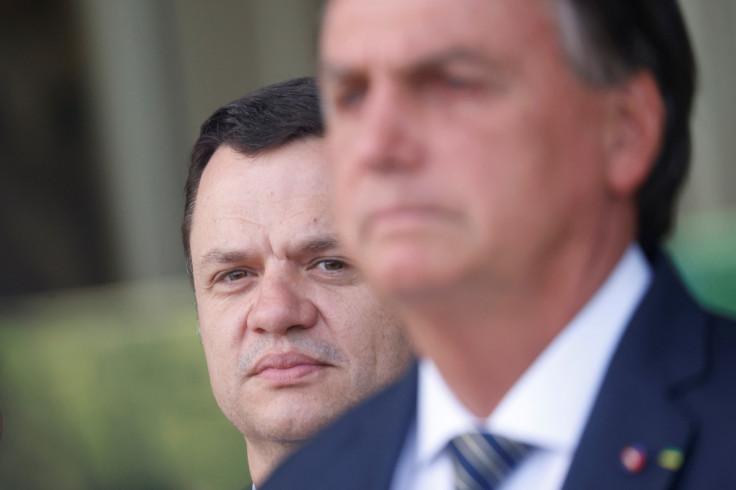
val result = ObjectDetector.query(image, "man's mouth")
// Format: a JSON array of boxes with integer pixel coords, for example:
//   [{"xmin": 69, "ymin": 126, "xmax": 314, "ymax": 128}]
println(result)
[
  {"xmin": 248, "ymin": 352, "xmax": 331, "ymax": 383},
  {"xmin": 364, "ymin": 204, "xmax": 455, "ymax": 236}
]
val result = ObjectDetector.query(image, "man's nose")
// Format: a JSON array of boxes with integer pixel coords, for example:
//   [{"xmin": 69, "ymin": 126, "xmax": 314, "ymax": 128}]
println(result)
[
  {"xmin": 351, "ymin": 81, "xmax": 423, "ymax": 174},
  {"xmin": 247, "ymin": 271, "xmax": 318, "ymax": 335}
]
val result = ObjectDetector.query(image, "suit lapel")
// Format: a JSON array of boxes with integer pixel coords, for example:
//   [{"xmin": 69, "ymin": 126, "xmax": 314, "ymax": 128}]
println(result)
[
  {"xmin": 562, "ymin": 254, "xmax": 708, "ymax": 490},
  {"xmin": 349, "ymin": 363, "xmax": 418, "ymax": 489}
]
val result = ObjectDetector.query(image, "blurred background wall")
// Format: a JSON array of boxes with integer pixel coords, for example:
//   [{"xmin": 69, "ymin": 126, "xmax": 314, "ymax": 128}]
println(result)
[
  {"xmin": 0, "ymin": 0, "xmax": 732, "ymax": 300},
  {"xmin": 0, "ymin": 0, "xmax": 733, "ymax": 488},
  {"xmin": 1, "ymin": 0, "xmax": 322, "ymax": 296}
]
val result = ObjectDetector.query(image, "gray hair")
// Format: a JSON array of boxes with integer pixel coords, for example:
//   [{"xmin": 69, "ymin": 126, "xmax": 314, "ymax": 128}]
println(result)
[
  {"xmin": 554, "ymin": 0, "xmax": 636, "ymax": 85},
  {"xmin": 550, "ymin": 0, "xmax": 696, "ymax": 255}
]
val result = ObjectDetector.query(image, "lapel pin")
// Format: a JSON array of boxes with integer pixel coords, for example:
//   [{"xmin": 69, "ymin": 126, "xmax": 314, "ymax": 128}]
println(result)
[
  {"xmin": 658, "ymin": 446, "xmax": 684, "ymax": 471},
  {"xmin": 620, "ymin": 444, "xmax": 647, "ymax": 474}
]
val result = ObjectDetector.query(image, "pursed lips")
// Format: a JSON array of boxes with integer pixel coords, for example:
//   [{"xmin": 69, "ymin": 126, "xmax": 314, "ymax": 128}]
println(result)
[{"xmin": 248, "ymin": 352, "xmax": 331, "ymax": 383}]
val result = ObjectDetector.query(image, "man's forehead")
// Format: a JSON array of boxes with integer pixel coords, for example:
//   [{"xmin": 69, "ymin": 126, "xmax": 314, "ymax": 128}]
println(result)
[
  {"xmin": 193, "ymin": 190, "xmax": 334, "ymax": 245},
  {"xmin": 198, "ymin": 141, "xmax": 329, "ymax": 202},
  {"xmin": 190, "ymin": 140, "xmax": 333, "ymax": 250},
  {"xmin": 321, "ymin": 0, "xmax": 555, "ymax": 72}
]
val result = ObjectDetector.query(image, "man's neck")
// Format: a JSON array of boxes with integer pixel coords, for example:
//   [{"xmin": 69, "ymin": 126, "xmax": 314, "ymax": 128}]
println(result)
[{"xmin": 397, "ymin": 236, "xmax": 632, "ymax": 418}]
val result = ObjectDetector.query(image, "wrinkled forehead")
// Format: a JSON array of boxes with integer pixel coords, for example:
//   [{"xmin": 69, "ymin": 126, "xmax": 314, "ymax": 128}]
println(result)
[
  {"xmin": 320, "ymin": 0, "xmax": 558, "ymax": 72},
  {"xmin": 192, "ymin": 140, "xmax": 332, "ymax": 235}
]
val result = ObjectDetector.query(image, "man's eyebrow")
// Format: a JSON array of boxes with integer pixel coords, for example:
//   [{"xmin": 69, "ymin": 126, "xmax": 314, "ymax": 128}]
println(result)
[
  {"xmin": 302, "ymin": 235, "xmax": 342, "ymax": 253},
  {"xmin": 199, "ymin": 249, "xmax": 255, "ymax": 267},
  {"xmin": 320, "ymin": 47, "xmax": 495, "ymax": 81},
  {"xmin": 199, "ymin": 237, "xmax": 342, "ymax": 266},
  {"xmin": 319, "ymin": 61, "xmax": 357, "ymax": 84},
  {"xmin": 411, "ymin": 47, "xmax": 494, "ymax": 71}
]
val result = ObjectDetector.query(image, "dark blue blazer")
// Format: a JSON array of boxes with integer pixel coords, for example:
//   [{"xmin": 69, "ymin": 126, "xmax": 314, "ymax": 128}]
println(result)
[{"xmin": 263, "ymin": 254, "xmax": 736, "ymax": 489}]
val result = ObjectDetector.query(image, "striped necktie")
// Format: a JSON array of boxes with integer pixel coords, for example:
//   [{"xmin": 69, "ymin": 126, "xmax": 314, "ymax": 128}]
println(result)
[{"xmin": 448, "ymin": 432, "xmax": 532, "ymax": 490}]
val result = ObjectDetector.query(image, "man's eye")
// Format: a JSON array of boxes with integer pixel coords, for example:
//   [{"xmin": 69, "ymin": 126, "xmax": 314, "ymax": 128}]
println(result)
[
  {"xmin": 425, "ymin": 73, "xmax": 474, "ymax": 92},
  {"xmin": 224, "ymin": 270, "xmax": 249, "ymax": 281},
  {"xmin": 328, "ymin": 81, "xmax": 367, "ymax": 111},
  {"xmin": 336, "ymin": 89, "xmax": 363, "ymax": 108},
  {"xmin": 318, "ymin": 259, "xmax": 346, "ymax": 271},
  {"xmin": 444, "ymin": 76, "xmax": 472, "ymax": 90}
]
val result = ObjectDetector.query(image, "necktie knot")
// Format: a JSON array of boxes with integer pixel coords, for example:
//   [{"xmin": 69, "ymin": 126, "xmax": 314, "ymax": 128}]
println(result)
[{"xmin": 448, "ymin": 432, "xmax": 531, "ymax": 490}]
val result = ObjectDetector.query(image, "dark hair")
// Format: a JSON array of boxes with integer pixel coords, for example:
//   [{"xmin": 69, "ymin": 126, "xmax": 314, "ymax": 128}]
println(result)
[
  {"xmin": 555, "ymin": 0, "xmax": 696, "ymax": 255},
  {"xmin": 182, "ymin": 77, "xmax": 324, "ymax": 274}
]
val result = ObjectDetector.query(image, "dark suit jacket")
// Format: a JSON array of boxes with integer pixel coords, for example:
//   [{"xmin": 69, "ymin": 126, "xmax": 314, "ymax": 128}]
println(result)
[{"xmin": 263, "ymin": 253, "xmax": 736, "ymax": 489}]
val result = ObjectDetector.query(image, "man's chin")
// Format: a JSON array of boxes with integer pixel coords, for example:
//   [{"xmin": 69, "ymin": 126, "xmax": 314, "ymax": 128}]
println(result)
[{"xmin": 249, "ymin": 410, "xmax": 344, "ymax": 445}]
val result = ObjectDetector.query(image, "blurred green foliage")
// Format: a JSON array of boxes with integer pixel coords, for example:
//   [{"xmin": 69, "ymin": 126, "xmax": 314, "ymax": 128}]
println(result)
[
  {"xmin": 667, "ymin": 209, "xmax": 736, "ymax": 316},
  {"xmin": 0, "ymin": 278, "xmax": 250, "ymax": 489}
]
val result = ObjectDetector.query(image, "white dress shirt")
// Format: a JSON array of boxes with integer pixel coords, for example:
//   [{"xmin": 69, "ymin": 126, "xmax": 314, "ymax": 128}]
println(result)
[{"xmin": 390, "ymin": 244, "xmax": 652, "ymax": 490}]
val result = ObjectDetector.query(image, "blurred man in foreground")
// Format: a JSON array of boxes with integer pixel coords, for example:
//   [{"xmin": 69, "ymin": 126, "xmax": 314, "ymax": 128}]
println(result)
[
  {"xmin": 264, "ymin": 1, "xmax": 736, "ymax": 489},
  {"xmin": 182, "ymin": 77, "xmax": 412, "ymax": 486}
]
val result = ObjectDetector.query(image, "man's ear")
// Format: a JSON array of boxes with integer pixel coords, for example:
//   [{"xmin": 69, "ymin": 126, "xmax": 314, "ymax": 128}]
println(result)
[{"xmin": 603, "ymin": 70, "xmax": 665, "ymax": 197}]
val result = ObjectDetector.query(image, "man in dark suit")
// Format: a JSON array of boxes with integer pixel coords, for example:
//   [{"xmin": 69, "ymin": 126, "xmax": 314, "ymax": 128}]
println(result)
[
  {"xmin": 264, "ymin": 1, "xmax": 736, "ymax": 489},
  {"xmin": 183, "ymin": 78, "xmax": 412, "ymax": 487}
]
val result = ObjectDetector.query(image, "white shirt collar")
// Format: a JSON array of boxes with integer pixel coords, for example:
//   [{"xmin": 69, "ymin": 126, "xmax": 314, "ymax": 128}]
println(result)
[{"xmin": 416, "ymin": 244, "xmax": 652, "ymax": 465}]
